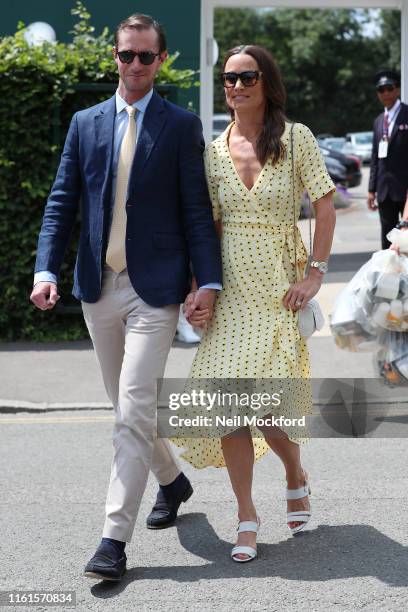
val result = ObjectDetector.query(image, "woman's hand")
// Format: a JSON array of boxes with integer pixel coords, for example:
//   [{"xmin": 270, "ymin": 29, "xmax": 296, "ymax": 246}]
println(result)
[
  {"xmin": 283, "ymin": 273, "xmax": 323, "ymax": 312},
  {"xmin": 284, "ymin": 191, "xmax": 334, "ymax": 311},
  {"xmin": 283, "ymin": 190, "xmax": 334, "ymax": 312},
  {"xmin": 183, "ymin": 291, "xmax": 196, "ymax": 313},
  {"xmin": 187, "ymin": 308, "xmax": 210, "ymax": 329}
]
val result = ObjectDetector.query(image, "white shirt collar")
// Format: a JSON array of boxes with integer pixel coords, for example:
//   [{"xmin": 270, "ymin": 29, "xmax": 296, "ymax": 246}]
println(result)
[
  {"xmin": 115, "ymin": 88, "xmax": 154, "ymax": 115},
  {"xmin": 384, "ymin": 98, "xmax": 401, "ymax": 117}
]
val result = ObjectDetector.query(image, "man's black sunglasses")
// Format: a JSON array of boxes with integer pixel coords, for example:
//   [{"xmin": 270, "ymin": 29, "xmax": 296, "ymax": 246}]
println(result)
[
  {"xmin": 221, "ymin": 71, "xmax": 262, "ymax": 88},
  {"xmin": 116, "ymin": 50, "xmax": 161, "ymax": 65},
  {"xmin": 376, "ymin": 84, "xmax": 397, "ymax": 93}
]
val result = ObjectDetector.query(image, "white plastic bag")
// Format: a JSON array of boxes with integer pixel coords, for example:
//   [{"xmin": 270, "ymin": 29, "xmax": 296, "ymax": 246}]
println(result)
[
  {"xmin": 331, "ymin": 250, "xmax": 408, "ymax": 350},
  {"xmin": 330, "ymin": 260, "xmax": 378, "ymax": 352},
  {"xmin": 387, "ymin": 228, "xmax": 408, "ymax": 254},
  {"xmin": 364, "ymin": 250, "xmax": 408, "ymax": 332}
]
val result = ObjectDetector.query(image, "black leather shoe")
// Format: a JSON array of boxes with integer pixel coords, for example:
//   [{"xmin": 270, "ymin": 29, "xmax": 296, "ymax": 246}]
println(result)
[
  {"xmin": 146, "ymin": 472, "xmax": 193, "ymax": 529},
  {"xmin": 84, "ymin": 543, "xmax": 127, "ymax": 581}
]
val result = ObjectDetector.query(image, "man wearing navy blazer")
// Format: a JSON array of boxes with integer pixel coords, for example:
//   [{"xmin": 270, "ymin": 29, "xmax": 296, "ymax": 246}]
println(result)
[
  {"xmin": 368, "ymin": 70, "xmax": 408, "ymax": 248},
  {"xmin": 30, "ymin": 14, "xmax": 222, "ymax": 581}
]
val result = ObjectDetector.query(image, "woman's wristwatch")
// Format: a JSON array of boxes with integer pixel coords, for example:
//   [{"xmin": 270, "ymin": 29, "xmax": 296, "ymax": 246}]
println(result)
[
  {"xmin": 309, "ymin": 260, "xmax": 328, "ymax": 273},
  {"xmin": 396, "ymin": 220, "xmax": 408, "ymax": 229}
]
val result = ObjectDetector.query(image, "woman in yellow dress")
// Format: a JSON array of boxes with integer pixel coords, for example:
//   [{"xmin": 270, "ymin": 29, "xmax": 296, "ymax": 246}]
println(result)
[{"xmin": 177, "ymin": 45, "xmax": 336, "ymax": 562}]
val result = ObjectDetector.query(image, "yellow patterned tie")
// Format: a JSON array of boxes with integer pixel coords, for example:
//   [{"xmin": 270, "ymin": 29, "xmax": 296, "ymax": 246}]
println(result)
[{"xmin": 106, "ymin": 105, "xmax": 137, "ymax": 273}]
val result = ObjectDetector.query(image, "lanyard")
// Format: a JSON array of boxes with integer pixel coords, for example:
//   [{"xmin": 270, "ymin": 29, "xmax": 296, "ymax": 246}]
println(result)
[{"xmin": 383, "ymin": 102, "xmax": 401, "ymax": 140}]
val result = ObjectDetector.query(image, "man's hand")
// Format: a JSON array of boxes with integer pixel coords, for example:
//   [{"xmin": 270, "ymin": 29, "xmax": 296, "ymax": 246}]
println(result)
[
  {"xmin": 30, "ymin": 282, "xmax": 60, "ymax": 311},
  {"xmin": 367, "ymin": 192, "xmax": 378, "ymax": 211},
  {"xmin": 184, "ymin": 288, "xmax": 216, "ymax": 329}
]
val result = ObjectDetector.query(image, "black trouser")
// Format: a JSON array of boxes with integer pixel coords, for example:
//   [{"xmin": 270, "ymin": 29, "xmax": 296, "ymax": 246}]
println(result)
[{"xmin": 378, "ymin": 197, "xmax": 405, "ymax": 249}]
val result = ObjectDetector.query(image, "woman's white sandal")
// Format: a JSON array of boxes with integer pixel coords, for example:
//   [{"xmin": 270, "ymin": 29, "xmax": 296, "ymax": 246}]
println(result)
[
  {"xmin": 286, "ymin": 479, "xmax": 311, "ymax": 535},
  {"xmin": 231, "ymin": 519, "xmax": 260, "ymax": 563}
]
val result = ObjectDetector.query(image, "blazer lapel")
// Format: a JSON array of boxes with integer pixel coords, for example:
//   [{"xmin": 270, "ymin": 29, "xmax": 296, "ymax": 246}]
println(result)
[
  {"xmin": 130, "ymin": 91, "xmax": 167, "ymax": 183},
  {"xmin": 389, "ymin": 103, "xmax": 406, "ymax": 145},
  {"xmin": 94, "ymin": 96, "xmax": 116, "ymax": 194},
  {"xmin": 376, "ymin": 112, "xmax": 385, "ymax": 143}
]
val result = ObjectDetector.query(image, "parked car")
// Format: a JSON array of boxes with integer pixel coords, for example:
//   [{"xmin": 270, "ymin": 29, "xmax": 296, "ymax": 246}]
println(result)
[
  {"xmin": 343, "ymin": 131, "xmax": 373, "ymax": 164},
  {"xmin": 319, "ymin": 144, "xmax": 362, "ymax": 188},
  {"xmin": 212, "ymin": 113, "xmax": 231, "ymax": 139},
  {"xmin": 319, "ymin": 137, "xmax": 347, "ymax": 153},
  {"xmin": 316, "ymin": 133, "xmax": 334, "ymax": 141}
]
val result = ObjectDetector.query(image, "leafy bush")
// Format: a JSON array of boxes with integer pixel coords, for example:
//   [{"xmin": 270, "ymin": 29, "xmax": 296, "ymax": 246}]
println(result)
[{"xmin": 0, "ymin": 2, "xmax": 198, "ymax": 341}]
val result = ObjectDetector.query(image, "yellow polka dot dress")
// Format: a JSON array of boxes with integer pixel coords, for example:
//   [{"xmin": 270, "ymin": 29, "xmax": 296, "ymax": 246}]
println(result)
[{"xmin": 172, "ymin": 122, "xmax": 335, "ymax": 469}]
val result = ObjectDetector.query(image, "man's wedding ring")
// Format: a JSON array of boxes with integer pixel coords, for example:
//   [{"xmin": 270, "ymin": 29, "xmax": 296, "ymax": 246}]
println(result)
[{"xmin": 295, "ymin": 300, "xmax": 302, "ymax": 307}]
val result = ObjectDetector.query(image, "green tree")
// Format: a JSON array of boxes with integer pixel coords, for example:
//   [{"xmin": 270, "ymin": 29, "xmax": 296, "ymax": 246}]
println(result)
[
  {"xmin": 214, "ymin": 8, "xmax": 263, "ymax": 113},
  {"xmin": 214, "ymin": 8, "xmax": 400, "ymax": 135},
  {"xmin": 378, "ymin": 9, "xmax": 401, "ymax": 68}
]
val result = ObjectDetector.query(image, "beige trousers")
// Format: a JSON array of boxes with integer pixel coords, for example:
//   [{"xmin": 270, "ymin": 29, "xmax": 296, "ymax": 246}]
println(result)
[{"xmin": 82, "ymin": 267, "xmax": 181, "ymax": 542}]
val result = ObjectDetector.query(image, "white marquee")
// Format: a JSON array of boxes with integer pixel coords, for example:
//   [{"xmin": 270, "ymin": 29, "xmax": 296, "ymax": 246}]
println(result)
[{"xmin": 200, "ymin": 0, "xmax": 408, "ymax": 141}]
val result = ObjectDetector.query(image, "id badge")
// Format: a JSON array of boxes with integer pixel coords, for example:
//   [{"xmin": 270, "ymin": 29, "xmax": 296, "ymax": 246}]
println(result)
[{"xmin": 378, "ymin": 140, "xmax": 388, "ymax": 158}]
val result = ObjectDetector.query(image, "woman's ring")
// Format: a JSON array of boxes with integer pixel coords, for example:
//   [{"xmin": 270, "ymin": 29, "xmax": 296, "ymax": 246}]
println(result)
[{"xmin": 295, "ymin": 300, "xmax": 302, "ymax": 307}]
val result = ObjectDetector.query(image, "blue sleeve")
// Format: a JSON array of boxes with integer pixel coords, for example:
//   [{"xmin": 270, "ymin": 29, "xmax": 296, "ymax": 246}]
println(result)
[
  {"xmin": 178, "ymin": 113, "xmax": 222, "ymax": 287},
  {"xmin": 34, "ymin": 113, "xmax": 82, "ymax": 279}
]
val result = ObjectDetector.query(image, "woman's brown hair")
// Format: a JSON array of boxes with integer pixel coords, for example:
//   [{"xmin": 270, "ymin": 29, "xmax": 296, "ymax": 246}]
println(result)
[{"xmin": 223, "ymin": 45, "xmax": 286, "ymax": 166}]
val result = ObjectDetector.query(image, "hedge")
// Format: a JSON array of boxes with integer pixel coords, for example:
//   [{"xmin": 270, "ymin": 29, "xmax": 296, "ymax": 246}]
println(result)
[{"xmin": 0, "ymin": 1, "xmax": 198, "ymax": 341}]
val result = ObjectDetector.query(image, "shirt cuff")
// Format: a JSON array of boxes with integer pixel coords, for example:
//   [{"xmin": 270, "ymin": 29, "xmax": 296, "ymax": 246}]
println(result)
[
  {"xmin": 34, "ymin": 271, "xmax": 57, "ymax": 286},
  {"xmin": 198, "ymin": 283, "xmax": 222, "ymax": 291}
]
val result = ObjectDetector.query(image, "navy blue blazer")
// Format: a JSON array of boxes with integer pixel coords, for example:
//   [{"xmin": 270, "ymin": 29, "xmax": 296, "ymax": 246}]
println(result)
[
  {"xmin": 35, "ymin": 91, "xmax": 222, "ymax": 306},
  {"xmin": 369, "ymin": 102, "xmax": 408, "ymax": 203}
]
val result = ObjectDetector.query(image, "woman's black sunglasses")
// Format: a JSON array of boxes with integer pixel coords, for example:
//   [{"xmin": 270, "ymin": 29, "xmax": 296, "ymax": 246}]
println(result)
[
  {"xmin": 221, "ymin": 71, "xmax": 262, "ymax": 88},
  {"xmin": 116, "ymin": 50, "xmax": 161, "ymax": 65}
]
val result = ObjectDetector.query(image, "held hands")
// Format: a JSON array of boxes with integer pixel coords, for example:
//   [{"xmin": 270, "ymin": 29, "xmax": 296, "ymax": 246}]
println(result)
[
  {"xmin": 184, "ymin": 288, "xmax": 216, "ymax": 329},
  {"xmin": 30, "ymin": 282, "xmax": 60, "ymax": 311},
  {"xmin": 367, "ymin": 192, "xmax": 378, "ymax": 211},
  {"xmin": 283, "ymin": 273, "xmax": 322, "ymax": 312}
]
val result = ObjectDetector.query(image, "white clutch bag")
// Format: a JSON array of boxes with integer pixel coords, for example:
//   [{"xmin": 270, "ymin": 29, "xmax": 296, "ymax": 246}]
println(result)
[{"xmin": 298, "ymin": 298, "xmax": 325, "ymax": 338}]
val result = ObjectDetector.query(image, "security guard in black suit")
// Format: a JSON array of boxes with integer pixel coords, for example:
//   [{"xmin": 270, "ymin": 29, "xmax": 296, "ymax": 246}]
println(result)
[{"xmin": 368, "ymin": 70, "xmax": 408, "ymax": 249}]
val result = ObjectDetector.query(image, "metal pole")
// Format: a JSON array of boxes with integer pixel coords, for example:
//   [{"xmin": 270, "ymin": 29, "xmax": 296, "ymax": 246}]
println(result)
[
  {"xmin": 200, "ymin": 0, "xmax": 214, "ymax": 144},
  {"xmin": 401, "ymin": 0, "xmax": 408, "ymax": 102}
]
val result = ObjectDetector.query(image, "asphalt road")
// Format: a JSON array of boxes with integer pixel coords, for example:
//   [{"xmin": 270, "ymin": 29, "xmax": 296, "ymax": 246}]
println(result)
[{"xmin": 1, "ymin": 412, "xmax": 407, "ymax": 611}]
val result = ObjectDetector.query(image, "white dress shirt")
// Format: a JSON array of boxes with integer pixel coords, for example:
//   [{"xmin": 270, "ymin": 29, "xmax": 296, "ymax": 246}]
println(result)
[{"xmin": 384, "ymin": 99, "xmax": 401, "ymax": 139}]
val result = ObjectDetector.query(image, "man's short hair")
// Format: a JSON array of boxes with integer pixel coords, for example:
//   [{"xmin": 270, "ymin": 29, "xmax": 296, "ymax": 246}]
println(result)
[{"xmin": 114, "ymin": 13, "xmax": 167, "ymax": 53}]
